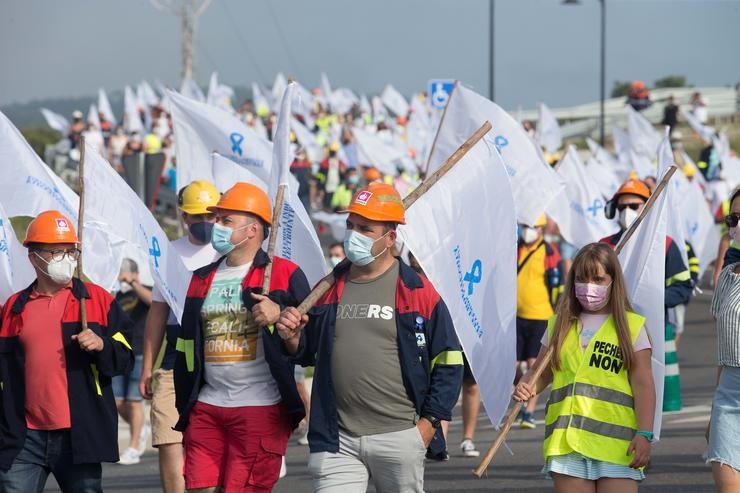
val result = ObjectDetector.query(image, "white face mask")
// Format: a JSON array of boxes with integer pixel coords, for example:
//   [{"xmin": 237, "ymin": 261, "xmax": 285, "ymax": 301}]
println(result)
[
  {"xmin": 521, "ymin": 227, "xmax": 539, "ymax": 244},
  {"xmin": 329, "ymin": 256, "xmax": 344, "ymax": 268},
  {"xmin": 35, "ymin": 253, "xmax": 77, "ymax": 285},
  {"xmin": 618, "ymin": 207, "xmax": 639, "ymax": 230}
]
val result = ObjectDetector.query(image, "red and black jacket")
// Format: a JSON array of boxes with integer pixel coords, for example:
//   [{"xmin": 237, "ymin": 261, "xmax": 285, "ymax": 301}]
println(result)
[
  {"xmin": 173, "ymin": 249, "xmax": 310, "ymax": 431},
  {"xmin": 290, "ymin": 259, "xmax": 464, "ymax": 456},
  {"xmin": 0, "ymin": 278, "xmax": 134, "ymax": 470}
]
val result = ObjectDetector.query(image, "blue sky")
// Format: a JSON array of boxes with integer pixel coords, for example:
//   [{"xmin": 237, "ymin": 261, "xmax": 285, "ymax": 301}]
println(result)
[{"xmin": 1, "ymin": 0, "xmax": 738, "ymax": 110}]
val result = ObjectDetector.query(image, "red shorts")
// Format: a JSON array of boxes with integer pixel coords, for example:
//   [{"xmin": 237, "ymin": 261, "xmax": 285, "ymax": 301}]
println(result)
[{"xmin": 183, "ymin": 401, "xmax": 291, "ymax": 492}]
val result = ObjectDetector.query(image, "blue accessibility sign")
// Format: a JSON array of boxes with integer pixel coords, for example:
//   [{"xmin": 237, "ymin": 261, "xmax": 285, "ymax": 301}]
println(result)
[{"xmin": 427, "ymin": 79, "xmax": 455, "ymax": 110}]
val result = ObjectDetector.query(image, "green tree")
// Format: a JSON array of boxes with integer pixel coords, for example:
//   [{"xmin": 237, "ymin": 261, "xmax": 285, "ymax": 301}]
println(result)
[
  {"xmin": 21, "ymin": 126, "xmax": 62, "ymax": 158},
  {"xmin": 654, "ymin": 75, "xmax": 687, "ymax": 89},
  {"xmin": 611, "ymin": 81, "xmax": 632, "ymax": 98}
]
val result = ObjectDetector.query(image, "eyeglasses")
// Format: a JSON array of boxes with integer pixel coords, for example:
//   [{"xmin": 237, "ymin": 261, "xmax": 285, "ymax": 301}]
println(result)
[
  {"xmin": 616, "ymin": 203, "xmax": 642, "ymax": 212},
  {"xmin": 37, "ymin": 248, "xmax": 81, "ymax": 262},
  {"xmin": 725, "ymin": 213, "xmax": 740, "ymax": 228}
]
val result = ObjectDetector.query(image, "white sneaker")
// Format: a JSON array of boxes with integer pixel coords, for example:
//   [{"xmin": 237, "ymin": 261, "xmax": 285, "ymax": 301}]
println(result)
[
  {"xmin": 460, "ymin": 439, "xmax": 480, "ymax": 458},
  {"xmin": 118, "ymin": 447, "xmax": 142, "ymax": 465},
  {"xmin": 296, "ymin": 426, "xmax": 309, "ymax": 446},
  {"xmin": 138, "ymin": 424, "xmax": 150, "ymax": 454},
  {"xmin": 279, "ymin": 456, "xmax": 287, "ymax": 478}
]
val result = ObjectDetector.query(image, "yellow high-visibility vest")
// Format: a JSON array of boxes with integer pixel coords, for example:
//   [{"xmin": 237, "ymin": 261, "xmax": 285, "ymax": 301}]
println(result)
[{"xmin": 544, "ymin": 312, "xmax": 644, "ymax": 466}]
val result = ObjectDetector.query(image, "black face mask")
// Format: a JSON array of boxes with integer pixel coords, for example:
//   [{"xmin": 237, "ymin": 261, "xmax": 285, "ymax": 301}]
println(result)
[{"xmin": 189, "ymin": 221, "xmax": 214, "ymax": 244}]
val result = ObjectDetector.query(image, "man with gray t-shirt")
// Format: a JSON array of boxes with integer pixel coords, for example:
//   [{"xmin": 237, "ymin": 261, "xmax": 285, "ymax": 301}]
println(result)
[{"xmin": 278, "ymin": 183, "xmax": 463, "ymax": 492}]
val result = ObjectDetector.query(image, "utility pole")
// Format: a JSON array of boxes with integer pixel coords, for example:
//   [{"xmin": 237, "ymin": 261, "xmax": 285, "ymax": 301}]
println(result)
[{"xmin": 151, "ymin": 0, "xmax": 213, "ymax": 80}]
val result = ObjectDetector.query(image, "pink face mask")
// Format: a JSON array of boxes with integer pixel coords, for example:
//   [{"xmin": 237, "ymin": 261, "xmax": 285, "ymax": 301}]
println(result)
[{"xmin": 575, "ymin": 282, "xmax": 611, "ymax": 311}]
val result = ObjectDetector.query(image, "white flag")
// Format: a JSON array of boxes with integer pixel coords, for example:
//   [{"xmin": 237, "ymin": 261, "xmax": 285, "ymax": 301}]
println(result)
[
  {"xmin": 212, "ymin": 153, "xmax": 327, "ymax": 286},
  {"xmin": 679, "ymin": 107, "xmax": 714, "ymax": 143},
  {"xmin": 87, "ymin": 104, "xmax": 101, "ymax": 129},
  {"xmin": 180, "ymin": 75, "xmax": 206, "ymax": 102},
  {"xmin": 629, "ymin": 149, "xmax": 657, "ymax": 179},
  {"xmin": 290, "ymin": 116, "xmax": 323, "ymax": 162},
  {"xmin": 98, "ymin": 88, "xmax": 117, "ymax": 126},
  {"xmin": 272, "ymin": 73, "xmax": 288, "ymax": 103},
  {"xmin": 84, "ymin": 142, "xmax": 191, "ymax": 322},
  {"xmin": 251, "ymin": 82, "xmax": 271, "ymax": 115},
  {"xmin": 627, "ymin": 106, "xmax": 661, "ymax": 157},
  {"xmin": 550, "ymin": 146, "xmax": 618, "ymax": 248},
  {"xmin": 617, "ymin": 173, "xmax": 668, "ymax": 438},
  {"xmin": 537, "ymin": 102, "xmax": 562, "ymax": 154},
  {"xmin": 658, "ymin": 128, "xmax": 689, "ymax": 268},
  {"xmin": 168, "ymin": 89, "xmax": 273, "ymax": 191},
  {"xmin": 40, "ymin": 108, "xmax": 69, "ymax": 134},
  {"xmin": 381, "ymin": 84, "xmax": 409, "ymax": 117},
  {"xmin": 270, "ymin": 83, "xmax": 295, "ymax": 195},
  {"xmin": 124, "ymin": 86, "xmax": 145, "ymax": 134},
  {"xmin": 206, "ymin": 72, "xmax": 235, "ymax": 112},
  {"xmin": 352, "ymin": 126, "xmax": 407, "ymax": 176},
  {"xmin": 0, "ymin": 202, "xmax": 35, "ymax": 304},
  {"xmin": 138, "ymin": 80, "xmax": 160, "ymax": 106},
  {"xmin": 331, "ymin": 88, "xmax": 359, "ymax": 115},
  {"xmin": 399, "ymin": 138, "xmax": 517, "ymax": 429},
  {"xmin": 427, "ymin": 83, "xmax": 563, "ymax": 226},
  {"xmin": 319, "ymin": 72, "xmax": 335, "ymax": 111},
  {"xmin": 586, "ymin": 137, "xmax": 629, "ymax": 184}
]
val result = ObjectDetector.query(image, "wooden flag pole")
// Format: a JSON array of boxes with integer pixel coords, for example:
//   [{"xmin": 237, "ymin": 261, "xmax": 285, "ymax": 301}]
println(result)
[
  {"xmin": 261, "ymin": 184, "xmax": 287, "ymax": 293},
  {"xmin": 295, "ymin": 120, "xmax": 492, "ymax": 316},
  {"xmin": 77, "ymin": 136, "xmax": 89, "ymax": 332},
  {"xmin": 473, "ymin": 165, "xmax": 678, "ymax": 478}
]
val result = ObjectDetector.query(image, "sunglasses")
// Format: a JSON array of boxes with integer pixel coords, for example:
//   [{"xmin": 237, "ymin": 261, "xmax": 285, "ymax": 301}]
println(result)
[
  {"xmin": 725, "ymin": 213, "xmax": 740, "ymax": 228},
  {"xmin": 616, "ymin": 203, "xmax": 642, "ymax": 212}
]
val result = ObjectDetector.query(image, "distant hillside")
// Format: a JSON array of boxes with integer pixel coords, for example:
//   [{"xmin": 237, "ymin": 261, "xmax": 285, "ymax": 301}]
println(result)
[{"xmin": 1, "ymin": 86, "xmax": 253, "ymax": 129}]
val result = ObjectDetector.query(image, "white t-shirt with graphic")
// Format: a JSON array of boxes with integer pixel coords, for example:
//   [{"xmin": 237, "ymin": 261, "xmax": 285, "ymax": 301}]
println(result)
[{"xmin": 197, "ymin": 260, "xmax": 281, "ymax": 407}]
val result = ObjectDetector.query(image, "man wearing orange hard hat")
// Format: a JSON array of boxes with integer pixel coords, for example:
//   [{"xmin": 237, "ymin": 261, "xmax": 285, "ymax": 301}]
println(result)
[
  {"xmin": 277, "ymin": 182, "xmax": 463, "ymax": 492},
  {"xmin": 601, "ymin": 179, "xmax": 692, "ymax": 330},
  {"xmin": 0, "ymin": 210, "xmax": 133, "ymax": 491},
  {"xmin": 172, "ymin": 182, "xmax": 310, "ymax": 492}
]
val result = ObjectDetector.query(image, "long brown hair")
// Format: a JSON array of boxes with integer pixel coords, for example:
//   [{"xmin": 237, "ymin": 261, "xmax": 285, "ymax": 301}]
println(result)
[{"xmin": 551, "ymin": 243, "xmax": 636, "ymax": 372}]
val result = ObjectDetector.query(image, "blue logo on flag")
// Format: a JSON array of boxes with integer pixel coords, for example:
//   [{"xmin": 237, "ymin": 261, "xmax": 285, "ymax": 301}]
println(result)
[
  {"xmin": 149, "ymin": 236, "xmax": 161, "ymax": 268},
  {"xmin": 463, "ymin": 259, "xmax": 483, "ymax": 295},
  {"xmin": 229, "ymin": 132, "xmax": 245, "ymax": 156},
  {"xmin": 587, "ymin": 199, "xmax": 604, "ymax": 217}
]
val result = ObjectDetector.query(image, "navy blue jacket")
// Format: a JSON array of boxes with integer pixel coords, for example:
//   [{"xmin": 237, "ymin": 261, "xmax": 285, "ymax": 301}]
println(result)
[{"xmin": 291, "ymin": 259, "xmax": 463, "ymax": 456}]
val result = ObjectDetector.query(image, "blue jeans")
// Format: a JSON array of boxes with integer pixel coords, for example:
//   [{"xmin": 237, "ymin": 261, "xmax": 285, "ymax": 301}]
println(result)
[{"xmin": 0, "ymin": 429, "xmax": 102, "ymax": 493}]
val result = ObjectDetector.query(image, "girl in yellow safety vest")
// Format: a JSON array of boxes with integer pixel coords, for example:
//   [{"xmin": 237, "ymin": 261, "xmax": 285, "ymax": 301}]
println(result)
[{"xmin": 514, "ymin": 242, "xmax": 656, "ymax": 493}]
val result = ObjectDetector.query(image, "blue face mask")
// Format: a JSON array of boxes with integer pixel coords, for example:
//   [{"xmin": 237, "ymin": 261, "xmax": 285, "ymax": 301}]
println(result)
[
  {"xmin": 343, "ymin": 230, "xmax": 390, "ymax": 266},
  {"xmin": 210, "ymin": 222, "xmax": 252, "ymax": 255},
  {"xmin": 189, "ymin": 221, "xmax": 214, "ymax": 244}
]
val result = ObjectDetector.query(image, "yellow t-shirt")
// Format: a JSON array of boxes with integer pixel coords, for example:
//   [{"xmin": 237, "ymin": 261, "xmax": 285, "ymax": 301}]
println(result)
[{"xmin": 517, "ymin": 242, "xmax": 554, "ymax": 320}]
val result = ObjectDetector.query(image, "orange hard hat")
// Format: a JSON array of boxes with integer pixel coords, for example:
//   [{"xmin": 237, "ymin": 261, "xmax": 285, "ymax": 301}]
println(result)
[
  {"xmin": 631, "ymin": 80, "xmax": 645, "ymax": 90},
  {"xmin": 614, "ymin": 179, "xmax": 650, "ymax": 201},
  {"xmin": 208, "ymin": 182, "xmax": 272, "ymax": 225},
  {"xmin": 341, "ymin": 182, "xmax": 406, "ymax": 224},
  {"xmin": 23, "ymin": 210, "xmax": 79, "ymax": 246},
  {"xmin": 365, "ymin": 167, "xmax": 382, "ymax": 182}
]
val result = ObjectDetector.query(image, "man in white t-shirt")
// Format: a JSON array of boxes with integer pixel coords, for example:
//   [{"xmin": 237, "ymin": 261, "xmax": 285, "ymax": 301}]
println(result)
[
  {"xmin": 138, "ymin": 180, "xmax": 220, "ymax": 493},
  {"xmin": 172, "ymin": 182, "xmax": 310, "ymax": 492}
]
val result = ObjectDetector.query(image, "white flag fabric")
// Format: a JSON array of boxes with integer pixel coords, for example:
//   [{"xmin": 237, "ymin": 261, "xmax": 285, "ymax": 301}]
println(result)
[
  {"xmin": 629, "ymin": 149, "xmax": 656, "ymax": 179},
  {"xmin": 83, "ymin": 142, "xmax": 191, "ymax": 322},
  {"xmin": 658, "ymin": 129, "xmax": 688, "ymax": 268},
  {"xmin": 680, "ymin": 107, "xmax": 714, "ymax": 143},
  {"xmin": 427, "ymin": 83, "xmax": 563, "ymax": 226},
  {"xmin": 180, "ymin": 75, "xmax": 206, "ymax": 103},
  {"xmin": 272, "ymin": 73, "xmax": 288, "ymax": 103},
  {"xmin": 212, "ymin": 153, "xmax": 327, "ymax": 286},
  {"xmin": 352, "ymin": 126, "xmax": 407, "ymax": 176},
  {"xmin": 207, "ymin": 72, "xmax": 235, "ymax": 112},
  {"xmin": 97, "ymin": 88, "xmax": 117, "ymax": 127},
  {"xmin": 138, "ymin": 80, "xmax": 160, "ymax": 107},
  {"xmin": 251, "ymin": 82, "xmax": 271, "ymax": 115},
  {"xmin": 270, "ymin": 83, "xmax": 295, "ymax": 195},
  {"xmin": 627, "ymin": 106, "xmax": 661, "ymax": 157},
  {"xmin": 331, "ymin": 88, "xmax": 359, "ymax": 115},
  {"xmin": 586, "ymin": 137, "xmax": 629, "ymax": 184},
  {"xmin": 550, "ymin": 146, "xmax": 618, "ymax": 248},
  {"xmin": 168, "ymin": 90, "xmax": 273, "ymax": 190},
  {"xmin": 311, "ymin": 211, "xmax": 347, "ymax": 242},
  {"xmin": 0, "ymin": 202, "xmax": 35, "ymax": 304},
  {"xmin": 40, "ymin": 108, "xmax": 69, "ymax": 134},
  {"xmin": 617, "ymin": 172, "xmax": 668, "ymax": 439},
  {"xmin": 290, "ymin": 117, "xmax": 323, "ymax": 162},
  {"xmin": 319, "ymin": 73, "xmax": 335, "ymax": 111},
  {"xmin": 399, "ymin": 138, "xmax": 517, "ymax": 429},
  {"xmin": 124, "ymin": 86, "xmax": 145, "ymax": 134},
  {"xmin": 537, "ymin": 102, "xmax": 562, "ymax": 154},
  {"xmin": 381, "ymin": 84, "xmax": 409, "ymax": 117},
  {"xmin": 359, "ymin": 95, "xmax": 372, "ymax": 115},
  {"xmin": 291, "ymin": 81, "xmax": 315, "ymax": 127},
  {"xmin": 682, "ymin": 180, "xmax": 719, "ymax": 280},
  {"xmin": 87, "ymin": 104, "xmax": 101, "ymax": 129}
]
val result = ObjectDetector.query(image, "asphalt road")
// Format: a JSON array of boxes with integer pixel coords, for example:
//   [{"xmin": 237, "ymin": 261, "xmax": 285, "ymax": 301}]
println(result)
[{"xmin": 47, "ymin": 292, "xmax": 719, "ymax": 492}]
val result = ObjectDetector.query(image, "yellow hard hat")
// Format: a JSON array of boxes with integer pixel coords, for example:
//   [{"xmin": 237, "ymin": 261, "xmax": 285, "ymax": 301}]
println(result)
[
  {"xmin": 534, "ymin": 214, "xmax": 547, "ymax": 228},
  {"xmin": 329, "ymin": 141, "xmax": 340, "ymax": 152},
  {"xmin": 683, "ymin": 164, "xmax": 696, "ymax": 178},
  {"xmin": 178, "ymin": 180, "xmax": 221, "ymax": 215}
]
